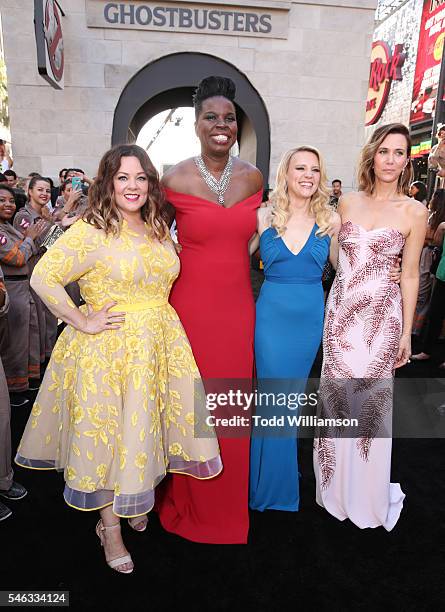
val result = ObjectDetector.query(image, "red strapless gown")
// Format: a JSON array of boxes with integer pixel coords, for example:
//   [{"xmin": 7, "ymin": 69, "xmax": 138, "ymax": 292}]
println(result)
[{"xmin": 156, "ymin": 187, "xmax": 262, "ymax": 543}]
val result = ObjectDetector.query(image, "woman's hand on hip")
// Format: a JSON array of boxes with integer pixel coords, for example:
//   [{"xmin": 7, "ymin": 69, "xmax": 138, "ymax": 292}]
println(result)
[
  {"xmin": 389, "ymin": 257, "xmax": 402, "ymax": 283},
  {"xmin": 83, "ymin": 302, "xmax": 126, "ymax": 334}
]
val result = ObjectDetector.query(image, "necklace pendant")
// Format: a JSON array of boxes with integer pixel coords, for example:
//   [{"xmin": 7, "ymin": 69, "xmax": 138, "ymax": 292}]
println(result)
[{"xmin": 194, "ymin": 155, "xmax": 232, "ymax": 207}]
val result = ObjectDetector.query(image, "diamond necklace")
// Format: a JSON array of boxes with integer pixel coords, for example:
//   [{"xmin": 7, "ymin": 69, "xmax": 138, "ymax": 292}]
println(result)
[{"xmin": 194, "ymin": 155, "xmax": 233, "ymax": 206}]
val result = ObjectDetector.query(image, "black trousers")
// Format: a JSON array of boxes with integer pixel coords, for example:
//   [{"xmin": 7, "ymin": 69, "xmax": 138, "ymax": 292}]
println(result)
[{"xmin": 423, "ymin": 278, "xmax": 445, "ymax": 354}]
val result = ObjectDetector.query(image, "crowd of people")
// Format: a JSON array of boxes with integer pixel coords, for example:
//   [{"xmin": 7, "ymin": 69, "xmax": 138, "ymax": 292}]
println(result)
[
  {"xmin": 0, "ymin": 167, "xmax": 98, "ymax": 516},
  {"xmin": 0, "ymin": 76, "xmax": 444, "ymax": 575}
]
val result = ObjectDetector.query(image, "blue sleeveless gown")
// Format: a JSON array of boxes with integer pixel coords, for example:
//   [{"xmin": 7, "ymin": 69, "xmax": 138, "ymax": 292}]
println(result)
[{"xmin": 249, "ymin": 224, "xmax": 330, "ymax": 511}]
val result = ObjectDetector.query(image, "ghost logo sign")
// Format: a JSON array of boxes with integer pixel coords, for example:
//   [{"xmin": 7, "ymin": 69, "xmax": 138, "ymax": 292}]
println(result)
[
  {"xmin": 34, "ymin": 0, "xmax": 65, "ymax": 89},
  {"xmin": 44, "ymin": 0, "xmax": 64, "ymax": 82}
]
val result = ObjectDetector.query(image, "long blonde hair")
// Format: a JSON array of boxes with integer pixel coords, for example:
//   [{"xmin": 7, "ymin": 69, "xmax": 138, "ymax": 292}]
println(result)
[
  {"xmin": 270, "ymin": 146, "xmax": 331, "ymax": 236},
  {"xmin": 84, "ymin": 144, "xmax": 170, "ymax": 240},
  {"xmin": 358, "ymin": 123, "xmax": 413, "ymax": 195}
]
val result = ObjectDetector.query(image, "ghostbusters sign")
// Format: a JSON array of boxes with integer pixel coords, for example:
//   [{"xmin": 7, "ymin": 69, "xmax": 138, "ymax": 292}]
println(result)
[
  {"xmin": 366, "ymin": 41, "xmax": 406, "ymax": 126},
  {"xmin": 86, "ymin": 0, "xmax": 289, "ymax": 39}
]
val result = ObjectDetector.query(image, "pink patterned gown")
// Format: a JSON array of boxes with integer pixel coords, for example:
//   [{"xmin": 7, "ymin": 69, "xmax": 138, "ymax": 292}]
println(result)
[{"xmin": 313, "ymin": 221, "xmax": 406, "ymax": 531}]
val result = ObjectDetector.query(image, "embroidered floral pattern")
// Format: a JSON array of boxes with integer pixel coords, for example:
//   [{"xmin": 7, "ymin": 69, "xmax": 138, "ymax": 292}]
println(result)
[{"xmin": 16, "ymin": 221, "xmax": 220, "ymax": 514}]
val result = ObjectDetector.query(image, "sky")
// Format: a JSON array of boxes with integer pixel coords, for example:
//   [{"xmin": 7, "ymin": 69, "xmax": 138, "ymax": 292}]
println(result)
[{"xmin": 136, "ymin": 107, "xmax": 201, "ymax": 175}]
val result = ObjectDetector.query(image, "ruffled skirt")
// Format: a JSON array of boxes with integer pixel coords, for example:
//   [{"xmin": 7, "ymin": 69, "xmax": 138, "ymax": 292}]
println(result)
[{"xmin": 16, "ymin": 304, "xmax": 221, "ymax": 517}]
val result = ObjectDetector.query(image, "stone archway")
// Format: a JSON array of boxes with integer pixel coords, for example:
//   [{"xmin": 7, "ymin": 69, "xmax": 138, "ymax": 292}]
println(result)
[{"xmin": 112, "ymin": 52, "xmax": 271, "ymax": 184}]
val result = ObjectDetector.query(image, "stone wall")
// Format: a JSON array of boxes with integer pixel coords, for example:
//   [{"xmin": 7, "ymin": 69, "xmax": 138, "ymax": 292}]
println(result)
[{"xmin": 0, "ymin": 0, "xmax": 376, "ymax": 189}]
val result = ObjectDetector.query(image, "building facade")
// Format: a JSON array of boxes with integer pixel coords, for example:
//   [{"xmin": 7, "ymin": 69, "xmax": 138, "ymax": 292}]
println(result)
[
  {"xmin": 0, "ymin": 0, "xmax": 376, "ymax": 188},
  {"xmin": 365, "ymin": 0, "xmax": 445, "ymax": 184}
]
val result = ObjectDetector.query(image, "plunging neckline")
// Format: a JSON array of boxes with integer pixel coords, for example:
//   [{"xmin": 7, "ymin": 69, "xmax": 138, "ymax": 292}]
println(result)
[
  {"xmin": 263, "ymin": 223, "xmax": 316, "ymax": 257},
  {"xmin": 163, "ymin": 187, "xmax": 263, "ymax": 210}
]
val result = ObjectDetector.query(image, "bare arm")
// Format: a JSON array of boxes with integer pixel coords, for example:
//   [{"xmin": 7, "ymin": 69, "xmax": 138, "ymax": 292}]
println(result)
[
  {"xmin": 328, "ymin": 211, "xmax": 341, "ymax": 267},
  {"xmin": 248, "ymin": 204, "xmax": 271, "ymax": 255},
  {"xmin": 329, "ymin": 199, "xmax": 347, "ymax": 269},
  {"xmin": 432, "ymin": 222, "xmax": 445, "ymax": 246},
  {"xmin": 399, "ymin": 205, "xmax": 428, "ymax": 337},
  {"xmin": 53, "ymin": 191, "xmax": 83, "ymax": 221},
  {"xmin": 424, "ymin": 225, "xmax": 435, "ymax": 247},
  {"xmin": 4, "ymin": 144, "xmax": 13, "ymax": 169},
  {"xmin": 429, "ymin": 145, "xmax": 439, "ymax": 169},
  {"xmin": 248, "ymin": 233, "xmax": 259, "ymax": 256},
  {"xmin": 60, "ymin": 214, "xmax": 80, "ymax": 228}
]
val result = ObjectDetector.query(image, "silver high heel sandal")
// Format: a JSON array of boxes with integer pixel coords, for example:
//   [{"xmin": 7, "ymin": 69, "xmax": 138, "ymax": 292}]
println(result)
[{"xmin": 95, "ymin": 520, "xmax": 134, "ymax": 574}]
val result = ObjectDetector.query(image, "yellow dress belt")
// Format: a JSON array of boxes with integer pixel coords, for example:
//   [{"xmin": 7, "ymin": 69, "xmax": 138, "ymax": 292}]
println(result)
[{"xmin": 90, "ymin": 299, "xmax": 169, "ymax": 313}]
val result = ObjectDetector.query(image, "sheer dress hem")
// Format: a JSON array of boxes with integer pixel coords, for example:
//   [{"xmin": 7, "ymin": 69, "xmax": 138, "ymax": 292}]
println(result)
[{"xmin": 15, "ymin": 453, "xmax": 222, "ymax": 516}]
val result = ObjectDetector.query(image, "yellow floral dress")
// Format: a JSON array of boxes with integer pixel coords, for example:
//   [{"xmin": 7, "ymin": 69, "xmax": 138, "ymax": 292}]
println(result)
[{"xmin": 15, "ymin": 220, "xmax": 221, "ymax": 517}]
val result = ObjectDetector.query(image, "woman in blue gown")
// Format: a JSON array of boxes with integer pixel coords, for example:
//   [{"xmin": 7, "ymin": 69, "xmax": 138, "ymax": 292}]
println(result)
[{"xmin": 249, "ymin": 146, "xmax": 339, "ymax": 512}]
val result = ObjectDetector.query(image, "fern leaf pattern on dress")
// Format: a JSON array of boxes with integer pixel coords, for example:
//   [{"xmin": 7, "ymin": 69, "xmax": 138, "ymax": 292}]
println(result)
[
  {"xmin": 365, "ymin": 315, "xmax": 401, "ymax": 377},
  {"xmin": 366, "ymin": 231, "xmax": 401, "ymax": 258},
  {"xmin": 315, "ymin": 223, "xmax": 405, "ymax": 500},
  {"xmin": 322, "ymin": 308, "xmax": 355, "ymax": 379},
  {"xmin": 346, "ymin": 258, "xmax": 389, "ymax": 292},
  {"xmin": 339, "ymin": 224, "xmax": 360, "ymax": 269},
  {"xmin": 316, "ymin": 435, "xmax": 336, "ymax": 490},
  {"xmin": 318, "ymin": 378, "xmax": 349, "ymax": 435},
  {"xmin": 363, "ymin": 283, "xmax": 399, "ymax": 349},
  {"xmin": 334, "ymin": 292, "xmax": 372, "ymax": 351},
  {"xmin": 356, "ymin": 386, "xmax": 392, "ymax": 461},
  {"xmin": 332, "ymin": 269, "xmax": 345, "ymax": 310}
]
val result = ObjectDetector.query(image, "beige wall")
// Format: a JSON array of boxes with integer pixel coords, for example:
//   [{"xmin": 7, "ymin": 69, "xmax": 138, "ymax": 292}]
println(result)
[{"xmin": 0, "ymin": 0, "xmax": 376, "ymax": 189}]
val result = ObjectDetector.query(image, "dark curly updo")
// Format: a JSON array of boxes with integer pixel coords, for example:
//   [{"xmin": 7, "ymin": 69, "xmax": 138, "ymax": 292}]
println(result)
[{"xmin": 193, "ymin": 76, "xmax": 236, "ymax": 118}]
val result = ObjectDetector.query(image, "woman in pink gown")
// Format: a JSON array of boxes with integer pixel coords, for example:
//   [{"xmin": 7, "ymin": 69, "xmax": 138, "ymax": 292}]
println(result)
[{"xmin": 314, "ymin": 123, "xmax": 427, "ymax": 530}]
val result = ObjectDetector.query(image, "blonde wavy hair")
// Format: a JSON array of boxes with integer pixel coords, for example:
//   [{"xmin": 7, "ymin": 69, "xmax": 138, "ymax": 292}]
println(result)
[
  {"xmin": 358, "ymin": 123, "xmax": 413, "ymax": 195},
  {"xmin": 270, "ymin": 146, "xmax": 331, "ymax": 236},
  {"xmin": 84, "ymin": 144, "xmax": 170, "ymax": 240}
]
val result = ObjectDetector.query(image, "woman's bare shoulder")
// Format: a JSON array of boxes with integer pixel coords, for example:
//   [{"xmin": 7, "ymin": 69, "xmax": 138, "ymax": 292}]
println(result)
[
  {"xmin": 161, "ymin": 158, "xmax": 196, "ymax": 191},
  {"xmin": 257, "ymin": 204, "xmax": 273, "ymax": 232},
  {"xmin": 405, "ymin": 197, "xmax": 428, "ymax": 221},
  {"xmin": 336, "ymin": 191, "xmax": 360, "ymax": 216},
  {"xmin": 329, "ymin": 210, "xmax": 342, "ymax": 233},
  {"xmin": 340, "ymin": 191, "xmax": 361, "ymax": 204},
  {"xmin": 258, "ymin": 204, "xmax": 273, "ymax": 218},
  {"xmin": 234, "ymin": 158, "xmax": 263, "ymax": 190}
]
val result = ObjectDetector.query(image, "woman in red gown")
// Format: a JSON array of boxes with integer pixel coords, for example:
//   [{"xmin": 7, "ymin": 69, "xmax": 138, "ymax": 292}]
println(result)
[{"xmin": 156, "ymin": 76, "xmax": 263, "ymax": 543}]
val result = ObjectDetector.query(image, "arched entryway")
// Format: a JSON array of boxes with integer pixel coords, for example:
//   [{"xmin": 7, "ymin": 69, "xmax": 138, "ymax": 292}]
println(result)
[{"xmin": 112, "ymin": 52, "xmax": 270, "ymax": 185}]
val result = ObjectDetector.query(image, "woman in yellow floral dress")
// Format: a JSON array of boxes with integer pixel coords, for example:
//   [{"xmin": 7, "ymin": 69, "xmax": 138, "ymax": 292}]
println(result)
[{"xmin": 15, "ymin": 145, "xmax": 221, "ymax": 574}]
